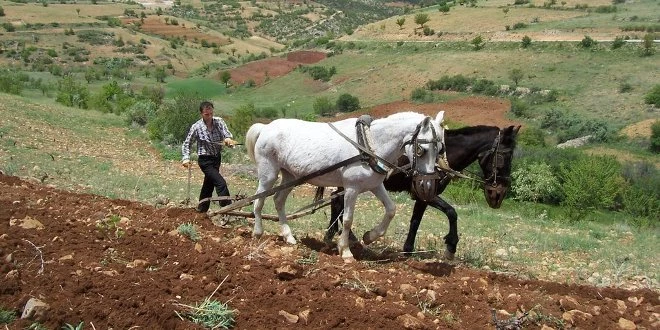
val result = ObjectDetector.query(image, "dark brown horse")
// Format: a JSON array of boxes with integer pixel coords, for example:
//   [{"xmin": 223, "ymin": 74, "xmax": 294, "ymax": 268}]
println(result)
[{"xmin": 323, "ymin": 125, "xmax": 520, "ymax": 259}]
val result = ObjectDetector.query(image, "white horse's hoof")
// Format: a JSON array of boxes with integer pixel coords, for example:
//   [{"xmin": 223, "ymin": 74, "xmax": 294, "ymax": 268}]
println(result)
[
  {"xmin": 343, "ymin": 257, "xmax": 356, "ymax": 264},
  {"xmin": 285, "ymin": 235, "xmax": 297, "ymax": 245}
]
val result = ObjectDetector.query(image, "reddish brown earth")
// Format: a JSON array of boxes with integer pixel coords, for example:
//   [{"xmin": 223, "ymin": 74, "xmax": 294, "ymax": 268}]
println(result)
[
  {"xmin": 1, "ymin": 173, "xmax": 659, "ymax": 329},
  {"xmin": 330, "ymin": 97, "xmax": 520, "ymax": 129},
  {"xmin": 228, "ymin": 51, "xmax": 327, "ymax": 86}
]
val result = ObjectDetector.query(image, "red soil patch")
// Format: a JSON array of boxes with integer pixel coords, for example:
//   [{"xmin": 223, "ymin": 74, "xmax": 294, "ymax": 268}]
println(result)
[
  {"xmin": 123, "ymin": 16, "xmax": 230, "ymax": 46},
  {"xmin": 228, "ymin": 51, "xmax": 326, "ymax": 86},
  {"xmin": 1, "ymin": 173, "xmax": 658, "ymax": 329},
  {"xmin": 325, "ymin": 96, "xmax": 521, "ymax": 128}
]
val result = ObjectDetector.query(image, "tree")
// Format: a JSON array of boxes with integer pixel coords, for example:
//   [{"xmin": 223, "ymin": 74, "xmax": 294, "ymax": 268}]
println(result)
[
  {"xmin": 220, "ymin": 71, "xmax": 231, "ymax": 87},
  {"xmin": 650, "ymin": 120, "xmax": 660, "ymax": 153},
  {"xmin": 156, "ymin": 7, "xmax": 163, "ymax": 16},
  {"xmin": 76, "ymin": 8, "xmax": 80, "ymax": 16},
  {"xmin": 641, "ymin": 33, "xmax": 655, "ymax": 56},
  {"xmin": 0, "ymin": 6, "xmax": 5, "ymax": 17},
  {"xmin": 509, "ymin": 68, "xmax": 524, "ymax": 86},
  {"xmin": 521, "ymin": 35, "xmax": 532, "ymax": 48},
  {"xmin": 439, "ymin": 4, "xmax": 450, "ymax": 14},
  {"xmin": 396, "ymin": 17, "xmax": 405, "ymax": 29},
  {"xmin": 560, "ymin": 155, "xmax": 625, "ymax": 221},
  {"xmin": 154, "ymin": 66, "xmax": 167, "ymax": 83},
  {"xmin": 336, "ymin": 93, "xmax": 360, "ymax": 113},
  {"xmin": 414, "ymin": 13, "xmax": 429, "ymax": 30},
  {"xmin": 471, "ymin": 35, "xmax": 484, "ymax": 50}
]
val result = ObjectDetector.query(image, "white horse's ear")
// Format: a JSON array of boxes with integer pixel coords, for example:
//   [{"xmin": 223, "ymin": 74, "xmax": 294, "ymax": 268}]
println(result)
[{"xmin": 436, "ymin": 111, "xmax": 445, "ymax": 125}]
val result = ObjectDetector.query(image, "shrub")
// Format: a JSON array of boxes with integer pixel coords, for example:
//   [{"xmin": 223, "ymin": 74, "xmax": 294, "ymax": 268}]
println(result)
[
  {"xmin": 517, "ymin": 126, "xmax": 545, "ymax": 147},
  {"xmin": 521, "ymin": 35, "xmax": 532, "ymax": 48},
  {"xmin": 313, "ymin": 96, "xmax": 335, "ymax": 116},
  {"xmin": 611, "ymin": 36, "xmax": 625, "ymax": 49},
  {"xmin": 336, "ymin": 93, "xmax": 360, "ymax": 113},
  {"xmin": 559, "ymin": 155, "xmax": 625, "ymax": 221},
  {"xmin": 644, "ymin": 84, "xmax": 660, "ymax": 107},
  {"xmin": 651, "ymin": 120, "xmax": 660, "ymax": 153},
  {"xmin": 509, "ymin": 98, "xmax": 530, "ymax": 118},
  {"xmin": 511, "ymin": 162, "xmax": 560, "ymax": 203},
  {"xmin": 147, "ymin": 92, "xmax": 201, "ymax": 144},
  {"xmin": 56, "ymin": 76, "xmax": 90, "ymax": 109},
  {"xmin": 580, "ymin": 35, "xmax": 596, "ymax": 48},
  {"xmin": 125, "ymin": 100, "xmax": 157, "ymax": 126},
  {"xmin": 2, "ymin": 22, "xmax": 15, "ymax": 32},
  {"xmin": 620, "ymin": 161, "xmax": 659, "ymax": 222},
  {"xmin": 411, "ymin": 88, "xmax": 429, "ymax": 102},
  {"xmin": 227, "ymin": 103, "xmax": 255, "ymax": 142}
]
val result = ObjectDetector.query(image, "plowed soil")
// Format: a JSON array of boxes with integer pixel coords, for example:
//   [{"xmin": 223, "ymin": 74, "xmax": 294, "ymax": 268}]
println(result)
[{"xmin": 1, "ymin": 174, "xmax": 659, "ymax": 329}]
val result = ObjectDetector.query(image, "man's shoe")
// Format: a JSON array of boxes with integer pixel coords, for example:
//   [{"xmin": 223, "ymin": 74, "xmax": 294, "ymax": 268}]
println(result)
[{"xmin": 195, "ymin": 206, "xmax": 208, "ymax": 213}]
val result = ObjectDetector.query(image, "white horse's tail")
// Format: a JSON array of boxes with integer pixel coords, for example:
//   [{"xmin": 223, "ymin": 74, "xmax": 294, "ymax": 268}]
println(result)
[{"xmin": 246, "ymin": 123, "xmax": 265, "ymax": 162}]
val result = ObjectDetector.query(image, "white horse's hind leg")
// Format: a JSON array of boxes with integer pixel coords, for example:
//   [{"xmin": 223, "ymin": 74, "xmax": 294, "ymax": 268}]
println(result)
[
  {"xmin": 338, "ymin": 188, "xmax": 358, "ymax": 261},
  {"xmin": 274, "ymin": 170, "xmax": 296, "ymax": 244},
  {"xmin": 363, "ymin": 184, "xmax": 396, "ymax": 245}
]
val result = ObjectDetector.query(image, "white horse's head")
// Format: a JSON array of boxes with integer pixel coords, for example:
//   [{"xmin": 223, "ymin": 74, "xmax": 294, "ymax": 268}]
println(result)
[{"xmin": 403, "ymin": 111, "xmax": 446, "ymax": 201}]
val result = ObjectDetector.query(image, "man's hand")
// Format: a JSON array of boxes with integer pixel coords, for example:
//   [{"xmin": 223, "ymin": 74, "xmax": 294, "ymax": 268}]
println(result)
[
  {"xmin": 223, "ymin": 138, "xmax": 238, "ymax": 148},
  {"xmin": 181, "ymin": 159, "xmax": 193, "ymax": 168}
]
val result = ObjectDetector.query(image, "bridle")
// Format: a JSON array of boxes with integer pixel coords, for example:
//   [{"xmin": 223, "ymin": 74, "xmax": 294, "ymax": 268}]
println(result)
[
  {"xmin": 327, "ymin": 116, "xmax": 443, "ymax": 178},
  {"xmin": 402, "ymin": 117, "xmax": 444, "ymax": 176},
  {"xmin": 477, "ymin": 130, "xmax": 512, "ymax": 188},
  {"xmin": 403, "ymin": 117, "xmax": 444, "ymax": 201}
]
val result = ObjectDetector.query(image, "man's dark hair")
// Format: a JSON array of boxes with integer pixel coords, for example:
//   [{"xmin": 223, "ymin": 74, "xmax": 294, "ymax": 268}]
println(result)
[{"xmin": 199, "ymin": 101, "xmax": 214, "ymax": 112}]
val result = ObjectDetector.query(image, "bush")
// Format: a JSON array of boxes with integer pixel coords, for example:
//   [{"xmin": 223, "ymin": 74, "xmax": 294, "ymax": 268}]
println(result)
[
  {"xmin": 521, "ymin": 35, "xmax": 532, "ymax": 48},
  {"xmin": 651, "ymin": 120, "xmax": 660, "ymax": 153},
  {"xmin": 509, "ymin": 98, "xmax": 530, "ymax": 118},
  {"xmin": 580, "ymin": 35, "xmax": 596, "ymax": 48},
  {"xmin": 227, "ymin": 103, "xmax": 255, "ymax": 142},
  {"xmin": 517, "ymin": 126, "xmax": 545, "ymax": 147},
  {"xmin": 611, "ymin": 36, "xmax": 625, "ymax": 49},
  {"xmin": 313, "ymin": 96, "xmax": 335, "ymax": 116},
  {"xmin": 147, "ymin": 92, "xmax": 201, "ymax": 144},
  {"xmin": 56, "ymin": 76, "xmax": 90, "ymax": 109},
  {"xmin": 620, "ymin": 161, "xmax": 659, "ymax": 222},
  {"xmin": 559, "ymin": 155, "xmax": 625, "ymax": 221},
  {"xmin": 125, "ymin": 100, "xmax": 157, "ymax": 126},
  {"xmin": 511, "ymin": 162, "xmax": 560, "ymax": 203},
  {"xmin": 644, "ymin": 84, "xmax": 660, "ymax": 107},
  {"xmin": 336, "ymin": 93, "xmax": 360, "ymax": 113}
]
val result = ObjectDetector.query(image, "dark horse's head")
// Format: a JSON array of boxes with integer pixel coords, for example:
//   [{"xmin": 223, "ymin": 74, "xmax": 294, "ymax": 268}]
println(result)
[{"xmin": 477, "ymin": 125, "xmax": 520, "ymax": 208}]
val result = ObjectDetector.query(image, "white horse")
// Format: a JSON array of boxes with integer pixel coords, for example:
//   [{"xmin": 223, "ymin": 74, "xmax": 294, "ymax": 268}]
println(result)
[{"xmin": 246, "ymin": 111, "xmax": 445, "ymax": 261}]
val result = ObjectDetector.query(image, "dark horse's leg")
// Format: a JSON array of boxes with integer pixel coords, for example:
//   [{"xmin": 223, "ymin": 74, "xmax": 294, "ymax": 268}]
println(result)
[
  {"xmin": 405, "ymin": 197, "xmax": 459, "ymax": 260},
  {"xmin": 323, "ymin": 187, "xmax": 358, "ymax": 245}
]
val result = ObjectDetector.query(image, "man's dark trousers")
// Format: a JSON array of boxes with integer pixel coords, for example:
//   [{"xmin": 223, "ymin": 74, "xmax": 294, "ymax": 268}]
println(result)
[{"xmin": 197, "ymin": 154, "xmax": 231, "ymax": 212}]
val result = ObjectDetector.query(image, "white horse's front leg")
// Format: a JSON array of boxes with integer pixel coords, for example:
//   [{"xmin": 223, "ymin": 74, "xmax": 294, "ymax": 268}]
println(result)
[
  {"xmin": 273, "ymin": 171, "xmax": 296, "ymax": 244},
  {"xmin": 363, "ymin": 184, "xmax": 396, "ymax": 245},
  {"xmin": 253, "ymin": 172, "xmax": 277, "ymax": 239},
  {"xmin": 338, "ymin": 188, "xmax": 358, "ymax": 262},
  {"xmin": 253, "ymin": 196, "xmax": 265, "ymax": 238}
]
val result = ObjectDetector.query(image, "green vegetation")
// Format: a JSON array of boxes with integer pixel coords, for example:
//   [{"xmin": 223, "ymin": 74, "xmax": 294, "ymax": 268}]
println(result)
[
  {"xmin": 177, "ymin": 223, "xmax": 201, "ymax": 242},
  {"xmin": 175, "ymin": 280, "xmax": 235, "ymax": 329},
  {"xmin": 0, "ymin": 308, "xmax": 16, "ymax": 324}
]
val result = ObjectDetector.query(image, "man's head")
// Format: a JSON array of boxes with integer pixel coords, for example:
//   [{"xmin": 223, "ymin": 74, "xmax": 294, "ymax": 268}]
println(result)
[{"xmin": 199, "ymin": 101, "xmax": 214, "ymax": 122}]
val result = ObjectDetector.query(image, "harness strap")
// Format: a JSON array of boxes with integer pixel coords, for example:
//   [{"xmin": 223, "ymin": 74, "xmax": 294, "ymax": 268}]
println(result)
[
  {"xmin": 209, "ymin": 155, "xmax": 362, "ymax": 213},
  {"xmin": 327, "ymin": 122, "xmax": 405, "ymax": 176},
  {"xmin": 355, "ymin": 115, "xmax": 388, "ymax": 175}
]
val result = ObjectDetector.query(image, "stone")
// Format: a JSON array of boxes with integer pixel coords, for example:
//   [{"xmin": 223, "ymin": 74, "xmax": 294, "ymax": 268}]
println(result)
[
  {"xmin": 396, "ymin": 313, "xmax": 425, "ymax": 329},
  {"xmin": 278, "ymin": 310, "xmax": 299, "ymax": 323},
  {"xmin": 618, "ymin": 317, "xmax": 636, "ymax": 330},
  {"xmin": 21, "ymin": 298, "xmax": 49, "ymax": 321}
]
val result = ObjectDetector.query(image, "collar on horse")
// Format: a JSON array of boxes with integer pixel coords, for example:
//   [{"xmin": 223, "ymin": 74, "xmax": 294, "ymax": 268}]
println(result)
[{"xmin": 328, "ymin": 115, "xmax": 404, "ymax": 176}]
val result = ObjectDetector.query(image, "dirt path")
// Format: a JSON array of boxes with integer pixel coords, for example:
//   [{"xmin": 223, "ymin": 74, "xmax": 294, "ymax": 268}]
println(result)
[{"xmin": 1, "ymin": 173, "xmax": 658, "ymax": 329}]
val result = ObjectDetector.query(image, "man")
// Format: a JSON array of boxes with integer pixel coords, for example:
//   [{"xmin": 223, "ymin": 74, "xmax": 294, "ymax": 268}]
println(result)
[{"xmin": 182, "ymin": 101, "xmax": 237, "ymax": 213}]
